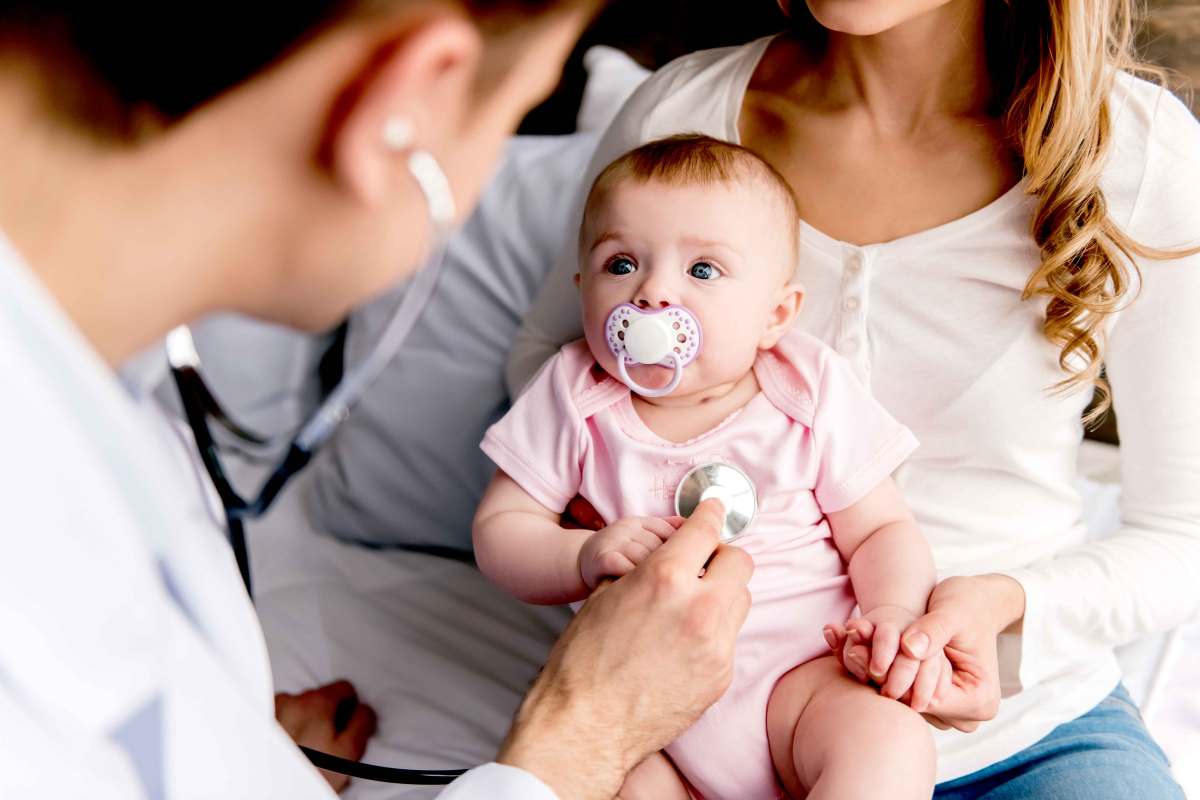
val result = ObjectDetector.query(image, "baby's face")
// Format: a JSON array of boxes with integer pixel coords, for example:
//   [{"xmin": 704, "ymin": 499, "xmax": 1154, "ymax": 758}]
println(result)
[{"xmin": 578, "ymin": 178, "xmax": 800, "ymax": 399}]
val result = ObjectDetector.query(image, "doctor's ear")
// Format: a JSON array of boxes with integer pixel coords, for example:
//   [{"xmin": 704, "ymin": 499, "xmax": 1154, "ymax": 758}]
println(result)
[
  {"xmin": 758, "ymin": 282, "xmax": 804, "ymax": 350},
  {"xmin": 328, "ymin": 11, "xmax": 482, "ymax": 205}
]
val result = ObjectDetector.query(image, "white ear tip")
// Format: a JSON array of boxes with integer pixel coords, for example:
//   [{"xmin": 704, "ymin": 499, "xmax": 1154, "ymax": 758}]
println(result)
[{"xmin": 382, "ymin": 116, "xmax": 414, "ymax": 150}]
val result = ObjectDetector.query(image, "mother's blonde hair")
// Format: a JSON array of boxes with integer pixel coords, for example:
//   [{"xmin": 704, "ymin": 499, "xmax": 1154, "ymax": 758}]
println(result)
[
  {"xmin": 994, "ymin": 0, "xmax": 1196, "ymax": 422},
  {"xmin": 796, "ymin": 0, "xmax": 1196, "ymax": 423}
]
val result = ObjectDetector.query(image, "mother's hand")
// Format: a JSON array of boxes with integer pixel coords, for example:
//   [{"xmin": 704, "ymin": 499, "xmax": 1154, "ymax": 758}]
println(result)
[
  {"xmin": 828, "ymin": 574, "xmax": 1024, "ymax": 733},
  {"xmin": 898, "ymin": 574, "xmax": 1024, "ymax": 732}
]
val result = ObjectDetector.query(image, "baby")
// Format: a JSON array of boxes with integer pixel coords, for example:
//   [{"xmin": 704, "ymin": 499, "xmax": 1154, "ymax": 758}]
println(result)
[{"xmin": 474, "ymin": 135, "xmax": 937, "ymax": 800}]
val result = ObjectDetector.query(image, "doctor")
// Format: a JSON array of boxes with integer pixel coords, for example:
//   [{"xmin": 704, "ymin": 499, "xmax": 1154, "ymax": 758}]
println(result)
[{"xmin": 0, "ymin": 2, "xmax": 752, "ymax": 798}]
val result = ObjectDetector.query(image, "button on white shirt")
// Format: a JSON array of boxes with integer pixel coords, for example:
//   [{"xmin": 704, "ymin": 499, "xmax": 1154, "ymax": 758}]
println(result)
[{"xmin": 508, "ymin": 36, "xmax": 1200, "ymax": 782}]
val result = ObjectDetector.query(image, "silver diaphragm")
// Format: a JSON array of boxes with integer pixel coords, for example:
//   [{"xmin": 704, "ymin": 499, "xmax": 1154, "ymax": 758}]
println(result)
[{"xmin": 674, "ymin": 462, "xmax": 757, "ymax": 542}]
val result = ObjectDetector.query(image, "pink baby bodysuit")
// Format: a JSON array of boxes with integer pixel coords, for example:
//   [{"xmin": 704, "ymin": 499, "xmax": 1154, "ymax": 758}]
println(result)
[{"xmin": 481, "ymin": 328, "xmax": 918, "ymax": 800}]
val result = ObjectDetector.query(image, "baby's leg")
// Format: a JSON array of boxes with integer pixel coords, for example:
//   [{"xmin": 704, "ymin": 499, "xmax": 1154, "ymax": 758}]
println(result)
[
  {"xmin": 617, "ymin": 750, "xmax": 691, "ymax": 800},
  {"xmin": 767, "ymin": 655, "xmax": 935, "ymax": 800}
]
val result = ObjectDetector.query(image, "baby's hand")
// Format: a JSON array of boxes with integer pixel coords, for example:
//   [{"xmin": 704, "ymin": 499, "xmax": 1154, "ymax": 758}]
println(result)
[
  {"xmin": 578, "ymin": 516, "xmax": 683, "ymax": 589},
  {"xmin": 825, "ymin": 606, "xmax": 954, "ymax": 711},
  {"xmin": 825, "ymin": 605, "xmax": 919, "ymax": 688}
]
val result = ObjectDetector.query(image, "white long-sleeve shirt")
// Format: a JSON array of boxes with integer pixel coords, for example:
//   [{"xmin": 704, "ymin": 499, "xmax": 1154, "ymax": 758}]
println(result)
[
  {"xmin": 508, "ymin": 35, "xmax": 1200, "ymax": 781},
  {"xmin": 0, "ymin": 234, "xmax": 556, "ymax": 797}
]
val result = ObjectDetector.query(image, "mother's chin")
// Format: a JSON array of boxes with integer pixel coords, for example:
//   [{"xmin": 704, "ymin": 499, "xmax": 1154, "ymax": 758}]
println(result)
[{"xmin": 795, "ymin": 0, "xmax": 962, "ymax": 38}]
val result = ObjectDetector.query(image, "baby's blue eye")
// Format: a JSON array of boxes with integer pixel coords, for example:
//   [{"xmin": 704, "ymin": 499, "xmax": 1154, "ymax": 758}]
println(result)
[
  {"xmin": 689, "ymin": 261, "xmax": 718, "ymax": 280},
  {"xmin": 607, "ymin": 257, "xmax": 636, "ymax": 276}
]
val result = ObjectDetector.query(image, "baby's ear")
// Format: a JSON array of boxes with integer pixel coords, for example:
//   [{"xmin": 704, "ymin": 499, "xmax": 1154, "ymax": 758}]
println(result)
[{"xmin": 759, "ymin": 282, "xmax": 804, "ymax": 349}]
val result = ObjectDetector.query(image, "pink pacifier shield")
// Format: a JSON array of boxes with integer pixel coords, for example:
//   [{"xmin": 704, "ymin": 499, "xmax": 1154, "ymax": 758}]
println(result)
[{"xmin": 604, "ymin": 304, "xmax": 702, "ymax": 367}]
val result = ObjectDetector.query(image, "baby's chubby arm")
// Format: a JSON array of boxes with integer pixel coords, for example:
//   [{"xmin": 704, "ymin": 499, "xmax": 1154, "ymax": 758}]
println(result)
[
  {"xmin": 473, "ymin": 470, "xmax": 682, "ymax": 605},
  {"xmin": 474, "ymin": 471, "xmax": 594, "ymax": 604},
  {"xmin": 825, "ymin": 477, "xmax": 942, "ymax": 703}
]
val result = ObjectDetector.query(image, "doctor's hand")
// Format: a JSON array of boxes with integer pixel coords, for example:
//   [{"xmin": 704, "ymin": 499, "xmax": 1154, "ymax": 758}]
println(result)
[
  {"xmin": 498, "ymin": 499, "xmax": 753, "ymax": 800},
  {"xmin": 275, "ymin": 680, "xmax": 378, "ymax": 793}
]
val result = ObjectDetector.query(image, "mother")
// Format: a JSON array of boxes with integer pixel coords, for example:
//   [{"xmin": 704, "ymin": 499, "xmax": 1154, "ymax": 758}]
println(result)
[
  {"xmin": 0, "ymin": 2, "xmax": 757, "ymax": 798},
  {"xmin": 511, "ymin": 0, "xmax": 1200, "ymax": 796}
]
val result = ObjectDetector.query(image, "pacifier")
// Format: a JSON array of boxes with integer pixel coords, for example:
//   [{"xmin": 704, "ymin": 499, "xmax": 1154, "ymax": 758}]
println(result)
[{"xmin": 604, "ymin": 303, "xmax": 702, "ymax": 397}]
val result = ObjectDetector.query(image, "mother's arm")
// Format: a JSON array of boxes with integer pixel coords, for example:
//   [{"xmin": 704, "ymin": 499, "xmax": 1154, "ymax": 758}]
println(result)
[
  {"xmin": 995, "ymin": 104, "xmax": 1200, "ymax": 692},
  {"xmin": 890, "ymin": 94, "xmax": 1200, "ymax": 728}
]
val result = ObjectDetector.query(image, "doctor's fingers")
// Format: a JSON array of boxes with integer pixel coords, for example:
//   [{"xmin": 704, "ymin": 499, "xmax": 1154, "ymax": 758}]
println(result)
[
  {"xmin": 699, "ymin": 545, "xmax": 754, "ymax": 642},
  {"xmin": 653, "ymin": 498, "xmax": 726, "ymax": 573}
]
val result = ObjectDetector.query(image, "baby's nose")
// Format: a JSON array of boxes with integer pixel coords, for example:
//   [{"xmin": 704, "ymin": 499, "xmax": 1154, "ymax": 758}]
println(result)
[{"xmin": 633, "ymin": 276, "xmax": 677, "ymax": 309}]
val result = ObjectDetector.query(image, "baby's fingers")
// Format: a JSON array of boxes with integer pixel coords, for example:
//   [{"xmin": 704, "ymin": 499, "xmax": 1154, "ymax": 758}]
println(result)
[
  {"xmin": 630, "ymin": 527, "xmax": 669, "ymax": 552},
  {"xmin": 594, "ymin": 550, "xmax": 637, "ymax": 582},
  {"xmin": 867, "ymin": 622, "xmax": 901, "ymax": 684},
  {"xmin": 640, "ymin": 517, "xmax": 679, "ymax": 541},
  {"xmin": 841, "ymin": 641, "xmax": 872, "ymax": 683},
  {"xmin": 620, "ymin": 541, "xmax": 654, "ymax": 566},
  {"xmin": 845, "ymin": 617, "xmax": 875, "ymax": 646},
  {"xmin": 823, "ymin": 623, "xmax": 848, "ymax": 653},
  {"xmin": 880, "ymin": 653, "xmax": 920, "ymax": 700}
]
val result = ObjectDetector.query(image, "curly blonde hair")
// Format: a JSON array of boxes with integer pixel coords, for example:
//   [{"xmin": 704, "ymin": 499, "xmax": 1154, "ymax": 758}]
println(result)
[{"xmin": 992, "ymin": 0, "xmax": 1199, "ymax": 423}]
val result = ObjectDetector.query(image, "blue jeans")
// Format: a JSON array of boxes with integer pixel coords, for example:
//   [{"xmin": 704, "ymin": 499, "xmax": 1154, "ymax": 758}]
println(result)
[{"xmin": 934, "ymin": 684, "xmax": 1184, "ymax": 800}]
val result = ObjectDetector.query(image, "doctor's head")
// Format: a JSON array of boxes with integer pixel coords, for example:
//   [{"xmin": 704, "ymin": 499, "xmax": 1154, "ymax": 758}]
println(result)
[
  {"xmin": 0, "ymin": 0, "xmax": 599, "ymax": 353},
  {"xmin": 576, "ymin": 135, "xmax": 806, "ymax": 400}
]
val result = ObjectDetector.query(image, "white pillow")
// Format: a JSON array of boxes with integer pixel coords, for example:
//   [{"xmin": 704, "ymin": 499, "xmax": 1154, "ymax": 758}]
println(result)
[
  {"xmin": 576, "ymin": 46, "xmax": 651, "ymax": 133},
  {"xmin": 306, "ymin": 133, "xmax": 600, "ymax": 550}
]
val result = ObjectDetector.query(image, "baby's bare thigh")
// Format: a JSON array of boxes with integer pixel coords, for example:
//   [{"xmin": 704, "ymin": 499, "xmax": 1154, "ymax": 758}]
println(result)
[
  {"xmin": 618, "ymin": 750, "xmax": 691, "ymax": 800},
  {"xmin": 767, "ymin": 656, "xmax": 935, "ymax": 799}
]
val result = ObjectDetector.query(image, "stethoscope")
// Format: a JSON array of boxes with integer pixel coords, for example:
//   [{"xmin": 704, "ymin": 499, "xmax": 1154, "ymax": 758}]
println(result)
[
  {"xmin": 168, "ymin": 142, "xmax": 759, "ymax": 786},
  {"xmin": 169, "ymin": 144, "xmax": 469, "ymax": 785}
]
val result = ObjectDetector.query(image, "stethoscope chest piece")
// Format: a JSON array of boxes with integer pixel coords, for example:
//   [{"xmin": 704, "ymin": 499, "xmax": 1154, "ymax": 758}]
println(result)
[{"xmin": 674, "ymin": 462, "xmax": 757, "ymax": 543}]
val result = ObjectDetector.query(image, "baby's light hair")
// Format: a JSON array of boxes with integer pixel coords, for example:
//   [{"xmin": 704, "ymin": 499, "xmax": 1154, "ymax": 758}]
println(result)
[{"xmin": 579, "ymin": 134, "xmax": 801, "ymax": 261}]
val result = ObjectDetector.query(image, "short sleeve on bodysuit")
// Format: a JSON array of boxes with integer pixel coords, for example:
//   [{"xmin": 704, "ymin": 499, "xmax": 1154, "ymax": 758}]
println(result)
[
  {"xmin": 481, "ymin": 350, "xmax": 585, "ymax": 513},
  {"xmin": 811, "ymin": 350, "xmax": 919, "ymax": 514}
]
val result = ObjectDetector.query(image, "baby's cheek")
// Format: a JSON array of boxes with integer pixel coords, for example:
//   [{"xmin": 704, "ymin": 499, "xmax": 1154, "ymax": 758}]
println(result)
[{"xmin": 693, "ymin": 333, "xmax": 760, "ymax": 388}]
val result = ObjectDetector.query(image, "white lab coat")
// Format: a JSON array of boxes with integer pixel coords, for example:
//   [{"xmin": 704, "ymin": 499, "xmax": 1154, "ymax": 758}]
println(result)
[{"xmin": 0, "ymin": 233, "xmax": 555, "ymax": 799}]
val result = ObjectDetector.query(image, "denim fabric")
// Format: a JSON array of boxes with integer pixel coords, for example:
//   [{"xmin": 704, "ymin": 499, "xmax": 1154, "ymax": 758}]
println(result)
[{"xmin": 934, "ymin": 684, "xmax": 1184, "ymax": 800}]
